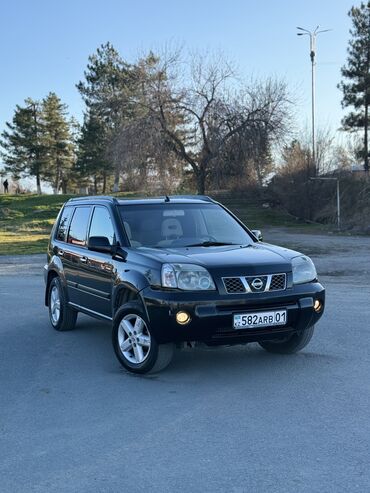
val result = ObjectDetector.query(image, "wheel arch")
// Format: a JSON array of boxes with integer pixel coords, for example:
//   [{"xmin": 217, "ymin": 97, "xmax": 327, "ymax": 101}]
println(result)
[
  {"xmin": 112, "ymin": 285, "xmax": 148, "ymax": 320},
  {"xmin": 45, "ymin": 255, "xmax": 67, "ymax": 306},
  {"xmin": 45, "ymin": 270, "xmax": 59, "ymax": 306}
]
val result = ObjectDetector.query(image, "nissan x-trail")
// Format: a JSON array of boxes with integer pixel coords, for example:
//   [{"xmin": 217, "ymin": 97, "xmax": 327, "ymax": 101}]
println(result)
[{"xmin": 44, "ymin": 195, "xmax": 325, "ymax": 373}]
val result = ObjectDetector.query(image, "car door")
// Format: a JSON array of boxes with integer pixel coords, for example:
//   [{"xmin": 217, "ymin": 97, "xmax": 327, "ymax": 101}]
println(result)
[
  {"xmin": 62, "ymin": 206, "xmax": 92, "ymax": 306},
  {"xmin": 78, "ymin": 205, "xmax": 116, "ymax": 318},
  {"xmin": 53, "ymin": 204, "xmax": 74, "ymax": 289}
]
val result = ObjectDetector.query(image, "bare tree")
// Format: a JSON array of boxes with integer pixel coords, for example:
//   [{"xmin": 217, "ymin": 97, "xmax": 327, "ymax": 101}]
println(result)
[
  {"xmin": 109, "ymin": 109, "xmax": 182, "ymax": 193},
  {"xmin": 136, "ymin": 51, "xmax": 292, "ymax": 194}
]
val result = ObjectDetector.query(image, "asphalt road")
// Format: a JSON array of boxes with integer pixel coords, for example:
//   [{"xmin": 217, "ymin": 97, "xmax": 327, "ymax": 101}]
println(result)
[{"xmin": 1, "ymin": 230, "xmax": 370, "ymax": 492}]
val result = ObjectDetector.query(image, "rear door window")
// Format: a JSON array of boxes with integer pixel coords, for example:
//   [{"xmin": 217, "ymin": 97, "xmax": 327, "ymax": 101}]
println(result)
[
  {"xmin": 67, "ymin": 207, "xmax": 91, "ymax": 247},
  {"xmin": 56, "ymin": 206, "xmax": 73, "ymax": 242}
]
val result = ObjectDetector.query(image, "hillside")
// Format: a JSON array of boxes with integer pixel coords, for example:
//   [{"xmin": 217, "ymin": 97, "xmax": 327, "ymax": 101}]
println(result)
[{"xmin": 0, "ymin": 192, "xmax": 320, "ymax": 255}]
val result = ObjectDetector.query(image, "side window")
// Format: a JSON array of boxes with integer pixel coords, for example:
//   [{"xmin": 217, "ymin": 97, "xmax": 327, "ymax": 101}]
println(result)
[
  {"xmin": 56, "ymin": 206, "xmax": 73, "ymax": 242},
  {"xmin": 88, "ymin": 207, "xmax": 115, "ymax": 245},
  {"xmin": 67, "ymin": 207, "xmax": 91, "ymax": 246}
]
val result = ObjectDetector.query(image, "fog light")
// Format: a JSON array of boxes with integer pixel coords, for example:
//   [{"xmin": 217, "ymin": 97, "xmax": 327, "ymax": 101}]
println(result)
[
  {"xmin": 314, "ymin": 300, "xmax": 322, "ymax": 313},
  {"xmin": 176, "ymin": 311, "xmax": 191, "ymax": 325}
]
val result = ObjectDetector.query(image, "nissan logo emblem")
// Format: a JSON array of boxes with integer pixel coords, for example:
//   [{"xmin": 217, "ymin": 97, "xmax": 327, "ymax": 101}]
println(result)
[{"xmin": 251, "ymin": 278, "xmax": 264, "ymax": 290}]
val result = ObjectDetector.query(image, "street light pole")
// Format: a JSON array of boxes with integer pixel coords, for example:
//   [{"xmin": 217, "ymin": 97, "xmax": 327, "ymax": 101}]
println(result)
[
  {"xmin": 336, "ymin": 177, "xmax": 341, "ymax": 231},
  {"xmin": 297, "ymin": 26, "xmax": 331, "ymax": 176},
  {"xmin": 311, "ymin": 34, "xmax": 316, "ymax": 175}
]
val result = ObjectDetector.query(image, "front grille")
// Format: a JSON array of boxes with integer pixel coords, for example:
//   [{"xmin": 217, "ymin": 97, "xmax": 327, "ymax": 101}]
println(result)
[
  {"xmin": 223, "ymin": 277, "xmax": 246, "ymax": 293},
  {"xmin": 223, "ymin": 273, "xmax": 286, "ymax": 294},
  {"xmin": 270, "ymin": 274, "xmax": 286, "ymax": 291}
]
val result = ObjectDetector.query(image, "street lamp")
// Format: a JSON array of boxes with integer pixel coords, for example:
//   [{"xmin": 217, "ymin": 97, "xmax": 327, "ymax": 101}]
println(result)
[{"xmin": 297, "ymin": 26, "xmax": 331, "ymax": 176}]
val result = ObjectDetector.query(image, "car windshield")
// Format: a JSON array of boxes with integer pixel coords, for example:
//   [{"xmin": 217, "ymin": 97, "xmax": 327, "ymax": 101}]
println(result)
[{"xmin": 119, "ymin": 202, "xmax": 254, "ymax": 248}]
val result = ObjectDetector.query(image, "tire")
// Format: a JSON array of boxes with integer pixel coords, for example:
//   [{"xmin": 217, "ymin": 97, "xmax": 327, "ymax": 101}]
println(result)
[
  {"xmin": 258, "ymin": 325, "xmax": 315, "ymax": 354},
  {"xmin": 112, "ymin": 305, "xmax": 175, "ymax": 374},
  {"xmin": 48, "ymin": 277, "xmax": 77, "ymax": 331}
]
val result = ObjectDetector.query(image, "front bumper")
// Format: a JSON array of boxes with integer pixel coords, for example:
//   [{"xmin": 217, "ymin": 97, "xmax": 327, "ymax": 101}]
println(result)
[{"xmin": 141, "ymin": 282, "xmax": 325, "ymax": 345}]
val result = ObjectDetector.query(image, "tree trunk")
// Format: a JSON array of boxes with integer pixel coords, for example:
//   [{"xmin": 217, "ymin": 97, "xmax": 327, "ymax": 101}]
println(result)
[
  {"xmin": 54, "ymin": 163, "xmax": 61, "ymax": 194},
  {"xmin": 94, "ymin": 175, "xmax": 98, "ymax": 194},
  {"xmin": 195, "ymin": 166, "xmax": 206, "ymax": 195},
  {"xmin": 102, "ymin": 172, "xmax": 107, "ymax": 193},
  {"xmin": 36, "ymin": 174, "xmax": 42, "ymax": 194},
  {"xmin": 254, "ymin": 159, "xmax": 263, "ymax": 188},
  {"xmin": 113, "ymin": 166, "xmax": 120, "ymax": 192}
]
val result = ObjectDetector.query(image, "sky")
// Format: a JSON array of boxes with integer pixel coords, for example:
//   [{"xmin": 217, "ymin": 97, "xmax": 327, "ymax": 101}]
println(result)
[{"xmin": 0, "ymin": 0, "xmax": 355, "ymax": 145}]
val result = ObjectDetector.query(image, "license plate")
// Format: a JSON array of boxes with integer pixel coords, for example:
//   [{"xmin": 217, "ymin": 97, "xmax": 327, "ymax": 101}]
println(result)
[{"xmin": 233, "ymin": 310, "xmax": 287, "ymax": 329}]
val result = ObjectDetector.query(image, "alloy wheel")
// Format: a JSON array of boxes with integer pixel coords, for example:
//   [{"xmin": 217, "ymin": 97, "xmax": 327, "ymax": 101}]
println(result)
[
  {"xmin": 117, "ymin": 314, "xmax": 151, "ymax": 364},
  {"xmin": 50, "ymin": 285, "xmax": 61, "ymax": 325}
]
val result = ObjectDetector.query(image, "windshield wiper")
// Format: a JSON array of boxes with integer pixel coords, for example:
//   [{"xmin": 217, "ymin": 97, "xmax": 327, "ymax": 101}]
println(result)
[{"xmin": 184, "ymin": 241, "xmax": 238, "ymax": 247}]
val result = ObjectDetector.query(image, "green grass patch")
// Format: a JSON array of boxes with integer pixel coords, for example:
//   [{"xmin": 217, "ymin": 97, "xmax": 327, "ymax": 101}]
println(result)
[
  {"xmin": 0, "ymin": 194, "xmax": 72, "ymax": 255},
  {"xmin": 0, "ymin": 192, "xmax": 149, "ymax": 255},
  {"xmin": 0, "ymin": 232, "xmax": 49, "ymax": 255},
  {"xmin": 0, "ymin": 191, "xmax": 325, "ymax": 255}
]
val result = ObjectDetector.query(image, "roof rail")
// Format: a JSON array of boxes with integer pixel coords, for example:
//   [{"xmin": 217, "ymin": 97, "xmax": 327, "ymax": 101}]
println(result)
[
  {"xmin": 67, "ymin": 195, "xmax": 118, "ymax": 204},
  {"xmin": 170, "ymin": 195, "xmax": 215, "ymax": 202}
]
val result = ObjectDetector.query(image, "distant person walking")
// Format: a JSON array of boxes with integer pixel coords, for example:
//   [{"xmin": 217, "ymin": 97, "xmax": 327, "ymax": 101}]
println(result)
[{"xmin": 3, "ymin": 179, "xmax": 9, "ymax": 194}]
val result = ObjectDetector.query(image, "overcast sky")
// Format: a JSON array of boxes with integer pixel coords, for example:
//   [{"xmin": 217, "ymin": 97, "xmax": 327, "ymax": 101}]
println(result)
[{"xmin": 0, "ymin": 0, "xmax": 355, "ymax": 143}]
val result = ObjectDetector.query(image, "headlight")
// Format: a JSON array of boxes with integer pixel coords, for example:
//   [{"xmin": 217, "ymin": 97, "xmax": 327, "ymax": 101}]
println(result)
[
  {"xmin": 161, "ymin": 263, "xmax": 216, "ymax": 290},
  {"xmin": 292, "ymin": 255, "xmax": 317, "ymax": 284}
]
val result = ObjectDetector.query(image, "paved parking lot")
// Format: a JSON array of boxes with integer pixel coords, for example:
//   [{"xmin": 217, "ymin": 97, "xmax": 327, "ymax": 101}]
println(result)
[{"xmin": 1, "ymin": 230, "xmax": 370, "ymax": 492}]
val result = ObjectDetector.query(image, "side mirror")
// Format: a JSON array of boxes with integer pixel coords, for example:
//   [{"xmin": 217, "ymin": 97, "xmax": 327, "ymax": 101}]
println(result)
[
  {"xmin": 88, "ymin": 236, "xmax": 114, "ymax": 253},
  {"xmin": 251, "ymin": 229, "xmax": 263, "ymax": 241},
  {"xmin": 88, "ymin": 236, "xmax": 128, "ymax": 261}
]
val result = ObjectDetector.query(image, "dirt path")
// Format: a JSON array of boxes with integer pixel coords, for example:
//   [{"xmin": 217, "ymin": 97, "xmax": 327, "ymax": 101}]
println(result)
[{"xmin": 264, "ymin": 228, "xmax": 370, "ymax": 282}]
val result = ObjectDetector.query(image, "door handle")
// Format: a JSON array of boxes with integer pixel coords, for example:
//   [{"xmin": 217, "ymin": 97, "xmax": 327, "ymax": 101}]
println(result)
[{"xmin": 80, "ymin": 256, "xmax": 88, "ymax": 264}]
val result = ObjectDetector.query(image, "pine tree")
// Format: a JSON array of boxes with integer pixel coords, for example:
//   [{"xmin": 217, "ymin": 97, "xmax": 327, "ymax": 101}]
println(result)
[
  {"xmin": 75, "ymin": 109, "xmax": 113, "ymax": 193},
  {"xmin": 76, "ymin": 42, "xmax": 134, "ymax": 190},
  {"xmin": 0, "ymin": 98, "xmax": 45, "ymax": 193},
  {"xmin": 339, "ymin": 1, "xmax": 370, "ymax": 171},
  {"xmin": 42, "ymin": 92, "xmax": 75, "ymax": 193}
]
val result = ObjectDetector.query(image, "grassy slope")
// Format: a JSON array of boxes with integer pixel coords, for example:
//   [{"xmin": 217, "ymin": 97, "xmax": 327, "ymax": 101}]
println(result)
[
  {"xmin": 0, "ymin": 194, "xmax": 72, "ymax": 255},
  {"xmin": 0, "ymin": 192, "xmax": 322, "ymax": 255},
  {"xmin": 211, "ymin": 192, "xmax": 325, "ymax": 231}
]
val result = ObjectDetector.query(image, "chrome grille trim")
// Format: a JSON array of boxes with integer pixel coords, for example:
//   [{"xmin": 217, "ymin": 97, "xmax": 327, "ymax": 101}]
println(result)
[{"xmin": 222, "ymin": 273, "xmax": 287, "ymax": 294}]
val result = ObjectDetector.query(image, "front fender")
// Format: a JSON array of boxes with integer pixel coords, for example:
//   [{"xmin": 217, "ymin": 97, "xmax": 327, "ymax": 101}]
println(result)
[{"xmin": 112, "ymin": 268, "xmax": 151, "ymax": 315}]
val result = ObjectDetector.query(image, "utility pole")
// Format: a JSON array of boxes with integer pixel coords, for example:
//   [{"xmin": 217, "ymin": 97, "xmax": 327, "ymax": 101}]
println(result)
[
  {"xmin": 310, "ymin": 177, "xmax": 341, "ymax": 230},
  {"xmin": 297, "ymin": 26, "xmax": 331, "ymax": 176}
]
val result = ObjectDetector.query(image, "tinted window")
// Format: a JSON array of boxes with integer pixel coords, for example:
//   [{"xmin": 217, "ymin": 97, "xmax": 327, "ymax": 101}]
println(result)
[
  {"xmin": 119, "ymin": 203, "xmax": 253, "ymax": 248},
  {"xmin": 67, "ymin": 207, "xmax": 91, "ymax": 246},
  {"xmin": 89, "ymin": 207, "xmax": 115, "ymax": 245},
  {"xmin": 56, "ymin": 206, "xmax": 73, "ymax": 242}
]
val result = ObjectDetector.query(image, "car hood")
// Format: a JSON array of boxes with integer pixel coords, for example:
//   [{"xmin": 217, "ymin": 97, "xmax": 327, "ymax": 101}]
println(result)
[{"xmin": 138, "ymin": 243, "xmax": 301, "ymax": 276}]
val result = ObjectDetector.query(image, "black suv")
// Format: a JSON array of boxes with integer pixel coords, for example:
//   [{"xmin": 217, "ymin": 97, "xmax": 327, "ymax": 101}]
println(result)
[{"xmin": 44, "ymin": 195, "xmax": 325, "ymax": 373}]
